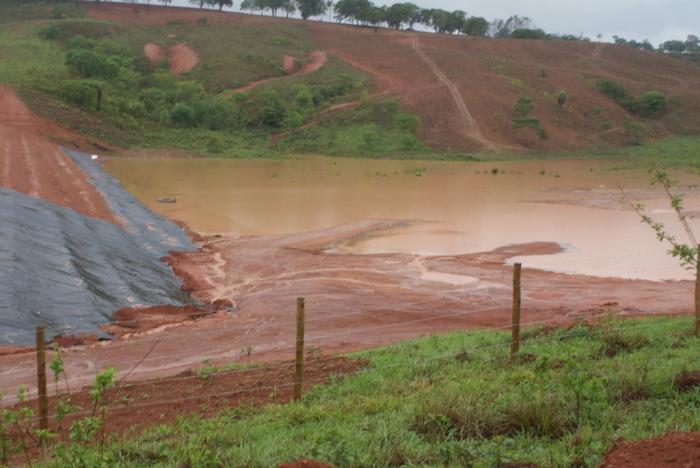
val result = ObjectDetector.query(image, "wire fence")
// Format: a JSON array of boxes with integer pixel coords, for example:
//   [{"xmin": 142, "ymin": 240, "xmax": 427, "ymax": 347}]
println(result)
[
  {"xmin": 1, "ymin": 317, "xmax": 684, "ymax": 426},
  {"xmin": 0, "ymin": 255, "xmax": 696, "ymax": 419}
]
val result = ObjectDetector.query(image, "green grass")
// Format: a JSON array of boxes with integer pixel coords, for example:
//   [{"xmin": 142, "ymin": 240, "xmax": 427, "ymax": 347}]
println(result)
[{"xmin": 48, "ymin": 316, "xmax": 700, "ymax": 466}]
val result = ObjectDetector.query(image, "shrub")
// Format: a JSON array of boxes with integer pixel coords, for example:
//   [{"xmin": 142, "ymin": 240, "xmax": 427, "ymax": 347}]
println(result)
[
  {"xmin": 62, "ymin": 80, "xmax": 102, "ymax": 110},
  {"xmin": 512, "ymin": 116, "xmax": 540, "ymax": 129},
  {"xmin": 635, "ymin": 91, "xmax": 668, "ymax": 118},
  {"xmin": 513, "ymin": 96, "xmax": 534, "ymax": 117},
  {"xmin": 170, "ymin": 103, "xmax": 197, "ymax": 127},
  {"xmin": 396, "ymin": 113, "xmax": 421, "ymax": 134},
  {"xmin": 510, "ymin": 28, "xmax": 548, "ymax": 39},
  {"xmin": 65, "ymin": 49, "xmax": 119, "ymax": 79},
  {"xmin": 206, "ymin": 134, "xmax": 227, "ymax": 154},
  {"xmin": 37, "ymin": 24, "xmax": 61, "ymax": 40},
  {"xmin": 596, "ymin": 80, "xmax": 627, "ymax": 102},
  {"xmin": 623, "ymin": 119, "xmax": 647, "ymax": 144}
]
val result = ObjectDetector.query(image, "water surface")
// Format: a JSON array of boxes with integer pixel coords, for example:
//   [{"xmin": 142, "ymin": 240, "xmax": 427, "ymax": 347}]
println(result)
[{"xmin": 104, "ymin": 157, "xmax": 700, "ymax": 281}]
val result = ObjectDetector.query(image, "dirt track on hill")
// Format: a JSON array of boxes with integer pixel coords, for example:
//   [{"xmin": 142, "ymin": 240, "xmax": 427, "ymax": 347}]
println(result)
[
  {"xmin": 229, "ymin": 51, "xmax": 327, "ymax": 94},
  {"xmin": 0, "ymin": 86, "xmax": 117, "ymax": 223}
]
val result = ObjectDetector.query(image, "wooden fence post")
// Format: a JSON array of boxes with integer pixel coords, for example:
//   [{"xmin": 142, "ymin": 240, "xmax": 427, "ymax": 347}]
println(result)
[
  {"xmin": 695, "ymin": 250, "xmax": 699, "ymax": 337},
  {"xmin": 36, "ymin": 326, "xmax": 49, "ymax": 431},
  {"xmin": 294, "ymin": 297, "xmax": 305, "ymax": 401},
  {"xmin": 511, "ymin": 263, "xmax": 522, "ymax": 359}
]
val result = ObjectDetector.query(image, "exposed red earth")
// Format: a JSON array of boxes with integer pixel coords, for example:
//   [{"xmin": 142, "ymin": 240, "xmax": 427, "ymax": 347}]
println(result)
[
  {"xmin": 601, "ymin": 432, "xmax": 700, "ymax": 467},
  {"xmin": 229, "ymin": 50, "xmax": 327, "ymax": 94},
  {"xmin": 0, "ymin": 85, "xmax": 118, "ymax": 224},
  {"xmin": 144, "ymin": 42, "xmax": 199, "ymax": 75},
  {"xmin": 143, "ymin": 42, "xmax": 164, "ymax": 65},
  {"xmin": 1, "ymin": 221, "xmax": 692, "ymax": 398},
  {"xmin": 168, "ymin": 43, "xmax": 199, "ymax": 75},
  {"xmin": 6, "ymin": 357, "xmax": 364, "ymax": 464}
]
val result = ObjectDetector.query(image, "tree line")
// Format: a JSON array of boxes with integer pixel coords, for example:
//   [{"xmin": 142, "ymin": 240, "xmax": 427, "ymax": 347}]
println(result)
[{"xmin": 133, "ymin": 0, "xmax": 700, "ymax": 51}]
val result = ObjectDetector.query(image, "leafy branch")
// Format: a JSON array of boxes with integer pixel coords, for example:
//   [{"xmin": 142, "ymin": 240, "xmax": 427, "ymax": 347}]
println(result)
[{"xmin": 619, "ymin": 168, "xmax": 698, "ymax": 269}]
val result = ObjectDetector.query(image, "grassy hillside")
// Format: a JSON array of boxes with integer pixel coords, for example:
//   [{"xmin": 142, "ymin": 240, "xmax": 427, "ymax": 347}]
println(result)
[
  {"xmin": 44, "ymin": 316, "xmax": 699, "ymax": 466},
  {"xmin": 0, "ymin": 1, "xmax": 427, "ymax": 158},
  {"xmin": 2, "ymin": 1, "xmax": 700, "ymax": 161}
]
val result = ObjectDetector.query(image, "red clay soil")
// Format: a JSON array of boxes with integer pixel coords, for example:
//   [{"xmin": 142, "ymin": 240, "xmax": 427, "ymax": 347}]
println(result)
[
  {"xmin": 144, "ymin": 42, "xmax": 198, "ymax": 75},
  {"xmin": 279, "ymin": 461, "xmax": 333, "ymax": 468},
  {"xmin": 143, "ymin": 42, "xmax": 164, "ymax": 65},
  {"xmin": 601, "ymin": 432, "xmax": 700, "ymax": 467},
  {"xmin": 283, "ymin": 54, "xmax": 296, "ymax": 72},
  {"xmin": 0, "ymin": 85, "xmax": 118, "ymax": 224},
  {"xmin": 306, "ymin": 23, "xmax": 700, "ymax": 152},
  {"xmin": 7, "ymin": 357, "xmax": 364, "ymax": 463},
  {"xmin": 229, "ymin": 51, "xmax": 327, "ymax": 94},
  {"xmin": 168, "ymin": 43, "xmax": 199, "ymax": 75},
  {"xmin": 1, "ymin": 220, "xmax": 692, "ymax": 397}
]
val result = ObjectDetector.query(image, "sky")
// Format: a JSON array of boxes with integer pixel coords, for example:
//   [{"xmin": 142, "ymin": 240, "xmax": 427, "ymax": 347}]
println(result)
[{"xmin": 166, "ymin": 0, "xmax": 698, "ymax": 46}]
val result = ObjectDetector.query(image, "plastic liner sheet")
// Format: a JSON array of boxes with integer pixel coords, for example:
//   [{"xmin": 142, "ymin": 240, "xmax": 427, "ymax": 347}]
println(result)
[{"xmin": 0, "ymin": 150, "xmax": 196, "ymax": 345}]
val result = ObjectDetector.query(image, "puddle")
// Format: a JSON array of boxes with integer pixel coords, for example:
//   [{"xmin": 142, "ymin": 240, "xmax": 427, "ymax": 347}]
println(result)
[{"xmin": 104, "ymin": 157, "xmax": 700, "ymax": 281}]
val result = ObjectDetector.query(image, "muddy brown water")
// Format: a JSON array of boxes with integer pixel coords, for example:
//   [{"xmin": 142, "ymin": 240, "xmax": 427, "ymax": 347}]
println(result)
[{"xmin": 104, "ymin": 157, "xmax": 700, "ymax": 281}]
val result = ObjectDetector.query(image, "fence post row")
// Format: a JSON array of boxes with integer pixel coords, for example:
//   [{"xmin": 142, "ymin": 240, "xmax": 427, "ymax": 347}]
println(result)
[
  {"xmin": 294, "ymin": 297, "xmax": 305, "ymax": 401},
  {"xmin": 36, "ymin": 326, "xmax": 49, "ymax": 431},
  {"xmin": 511, "ymin": 263, "xmax": 522, "ymax": 359}
]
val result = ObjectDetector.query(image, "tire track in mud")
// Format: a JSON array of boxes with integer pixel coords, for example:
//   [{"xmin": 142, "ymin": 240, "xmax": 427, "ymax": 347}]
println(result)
[
  {"xmin": 18, "ymin": 134, "xmax": 39, "ymax": 198},
  {"xmin": 410, "ymin": 36, "xmax": 495, "ymax": 151}
]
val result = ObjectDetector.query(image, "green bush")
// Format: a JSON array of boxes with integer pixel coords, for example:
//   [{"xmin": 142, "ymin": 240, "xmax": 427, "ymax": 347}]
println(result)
[
  {"xmin": 512, "ymin": 116, "xmax": 540, "ymax": 129},
  {"xmin": 396, "ymin": 113, "xmax": 421, "ymax": 134},
  {"xmin": 62, "ymin": 79, "xmax": 102, "ymax": 110},
  {"xmin": 37, "ymin": 24, "xmax": 61, "ymax": 40},
  {"xmin": 513, "ymin": 96, "xmax": 533, "ymax": 117},
  {"xmin": 65, "ymin": 49, "xmax": 119, "ymax": 79},
  {"xmin": 171, "ymin": 103, "xmax": 197, "ymax": 127},
  {"xmin": 596, "ymin": 80, "xmax": 627, "ymax": 102},
  {"xmin": 623, "ymin": 119, "xmax": 647, "ymax": 144},
  {"xmin": 635, "ymin": 91, "xmax": 668, "ymax": 118},
  {"xmin": 510, "ymin": 28, "xmax": 548, "ymax": 39}
]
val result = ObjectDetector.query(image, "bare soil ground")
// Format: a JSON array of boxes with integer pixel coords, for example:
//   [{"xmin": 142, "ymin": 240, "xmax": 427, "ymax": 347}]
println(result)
[
  {"xmin": 229, "ymin": 51, "xmax": 327, "ymax": 94},
  {"xmin": 143, "ymin": 42, "xmax": 164, "ymax": 65},
  {"xmin": 0, "ymin": 86, "xmax": 118, "ymax": 224},
  {"xmin": 1, "ymin": 220, "xmax": 691, "ymax": 397},
  {"xmin": 601, "ymin": 432, "xmax": 700, "ymax": 467},
  {"xmin": 7, "ymin": 357, "xmax": 364, "ymax": 464},
  {"xmin": 144, "ymin": 42, "xmax": 199, "ymax": 75},
  {"xmin": 168, "ymin": 43, "xmax": 199, "ymax": 75}
]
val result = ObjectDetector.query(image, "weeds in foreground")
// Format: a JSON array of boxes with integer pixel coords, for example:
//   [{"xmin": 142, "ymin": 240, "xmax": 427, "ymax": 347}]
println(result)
[{"xmin": 23, "ymin": 316, "xmax": 698, "ymax": 467}]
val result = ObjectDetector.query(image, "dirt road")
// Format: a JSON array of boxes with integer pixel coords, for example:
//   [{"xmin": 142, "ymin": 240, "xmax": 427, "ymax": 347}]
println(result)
[{"xmin": 0, "ymin": 86, "xmax": 117, "ymax": 224}]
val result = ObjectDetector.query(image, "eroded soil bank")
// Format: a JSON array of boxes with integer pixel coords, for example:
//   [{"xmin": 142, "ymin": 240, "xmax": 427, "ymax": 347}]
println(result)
[{"xmin": 1, "ymin": 220, "xmax": 692, "ymax": 397}]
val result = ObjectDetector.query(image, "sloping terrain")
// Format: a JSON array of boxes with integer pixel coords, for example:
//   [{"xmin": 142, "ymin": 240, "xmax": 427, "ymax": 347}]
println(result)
[
  {"xmin": 308, "ymin": 22, "xmax": 700, "ymax": 151},
  {"xmin": 0, "ymin": 86, "xmax": 117, "ymax": 223},
  {"xmin": 83, "ymin": 2, "xmax": 700, "ymax": 153},
  {"xmin": 0, "ymin": 87, "xmax": 195, "ymax": 345}
]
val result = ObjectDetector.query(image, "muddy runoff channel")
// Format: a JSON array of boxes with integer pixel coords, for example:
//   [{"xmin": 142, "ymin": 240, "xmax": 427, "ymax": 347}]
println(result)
[{"xmin": 1, "ymin": 157, "xmax": 697, "ymax": 394}]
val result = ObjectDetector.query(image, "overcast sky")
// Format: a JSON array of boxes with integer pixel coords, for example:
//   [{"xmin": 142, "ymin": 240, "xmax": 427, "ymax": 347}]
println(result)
[{"xmin": 167, "ymin": 0, "xmax": 698, "ymax": 45}]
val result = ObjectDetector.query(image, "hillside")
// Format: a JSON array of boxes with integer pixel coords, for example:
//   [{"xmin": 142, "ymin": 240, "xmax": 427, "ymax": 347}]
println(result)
[
  {"xmin": 83, "ymin": 2, "xmax": 700, "ymax": 153},
  {"xmin": 0, "ymin": 2, "xmax": 699, "ymax": 157}
]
